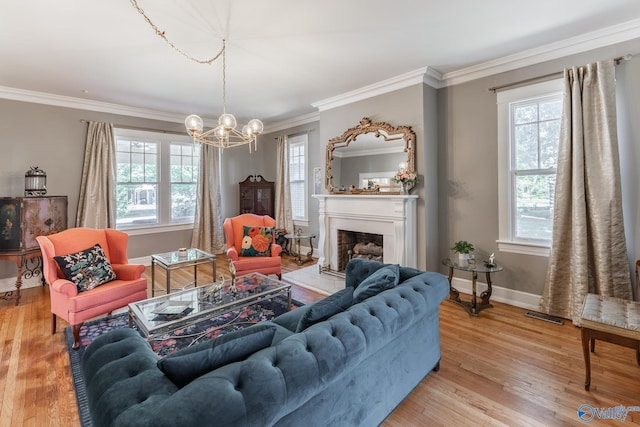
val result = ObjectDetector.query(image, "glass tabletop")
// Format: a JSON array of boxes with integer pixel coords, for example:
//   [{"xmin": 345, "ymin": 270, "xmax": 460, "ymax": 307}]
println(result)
[
  {"xmin": 442, "ymin": 258, "xmax": 503, "ymax": 273},
  {"xmin": 151, "ymin": 248, "xmax": 214, "ymax": 266},
  {"xmin": 129, "ymin": 272, "xmax": 290, "ymax": 337},
  {"xmin": 284, "ymin": 233, "xmax": 316, "ymax": 239}
]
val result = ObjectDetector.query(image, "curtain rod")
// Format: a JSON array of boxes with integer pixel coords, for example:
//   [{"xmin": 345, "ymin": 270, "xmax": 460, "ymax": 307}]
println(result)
[
  {"xmin": 488, "ymin": 54, "xmax": 632, "ymax": 93},
  {"xmin": 80, "ymin": 120, "xmax": 186, "ymax": 136}
]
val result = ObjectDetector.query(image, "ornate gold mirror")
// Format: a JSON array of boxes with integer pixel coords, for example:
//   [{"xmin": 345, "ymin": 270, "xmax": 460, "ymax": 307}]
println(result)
[{"xmin": 325, "ymin": 117, "xmax": 416, "ymax": 193}]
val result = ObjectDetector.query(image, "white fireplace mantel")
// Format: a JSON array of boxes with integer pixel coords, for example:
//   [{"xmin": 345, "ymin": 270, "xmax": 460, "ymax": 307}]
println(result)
[{"xmin": 313, "ymin": 194, "xmax": 418, "ymax": 271}]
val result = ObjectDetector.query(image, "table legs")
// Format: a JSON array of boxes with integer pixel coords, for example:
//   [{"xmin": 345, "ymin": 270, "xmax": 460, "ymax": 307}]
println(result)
[{"xmin": 447, "ymin": 267, "xmax": 494, "ymax": 317}]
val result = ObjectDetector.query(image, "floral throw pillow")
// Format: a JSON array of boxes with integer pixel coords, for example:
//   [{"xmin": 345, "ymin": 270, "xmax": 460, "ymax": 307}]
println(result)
[
  {"xmin": 53, "ymin": 243, "xmax": 117, "ymax": 292},
  {"xmin": 240, "ymin": 226, "xmax": 274, "ymax": 257}
]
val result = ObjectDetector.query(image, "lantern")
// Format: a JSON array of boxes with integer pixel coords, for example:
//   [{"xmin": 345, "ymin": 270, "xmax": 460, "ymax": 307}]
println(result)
[{"xmin": 24, "ymin": 166, "xmax": 47, "ymax": 197}]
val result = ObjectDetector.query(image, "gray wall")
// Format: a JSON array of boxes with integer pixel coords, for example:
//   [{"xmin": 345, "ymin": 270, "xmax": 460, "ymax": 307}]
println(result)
[{"xmin": 2, "ymin": 37, "xmax": 640, "ymax": 299}]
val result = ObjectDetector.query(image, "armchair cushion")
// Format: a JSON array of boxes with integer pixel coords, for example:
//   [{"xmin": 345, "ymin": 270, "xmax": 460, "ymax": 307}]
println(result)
[
  {"xmin": 53, "ymin": 243, "xmax": 116, "ymax": 292},
  {"xmin": 240, "ymin": 226, "xmax": 274, "ymax": 257}
]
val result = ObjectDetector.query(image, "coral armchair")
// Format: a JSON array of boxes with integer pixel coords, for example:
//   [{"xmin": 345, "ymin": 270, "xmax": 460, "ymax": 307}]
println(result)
[
  {"xmin": 223, "ymin": 214, "xmax": 282, "ymax": 279},
  {"xmin": 36, "ymin": 227, "xmax": 147, "ymax": 349}
]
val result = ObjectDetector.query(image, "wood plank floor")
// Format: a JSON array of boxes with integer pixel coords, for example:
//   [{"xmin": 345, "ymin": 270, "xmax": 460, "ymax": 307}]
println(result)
[{"xmin": 1, "ymin": 255, "xmax": 639, "ymax": 426}]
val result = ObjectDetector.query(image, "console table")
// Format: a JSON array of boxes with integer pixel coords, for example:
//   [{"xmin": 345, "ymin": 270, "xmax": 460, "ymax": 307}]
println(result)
[
  {"xmin": 0, "ymin": 248, "xmax": 42, "ymax": 305},
  {"xmin": 443, "ymin": 258, "xmax": 503, "ymax": 317}
]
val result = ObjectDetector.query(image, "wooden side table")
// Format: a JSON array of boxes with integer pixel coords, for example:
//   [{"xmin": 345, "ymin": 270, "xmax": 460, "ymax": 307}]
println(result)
[
  {"xmin": 443, "ymin": 258, "xmax": 503, "ymax": 317},
  {"xmin": 151, "ymin": 249, "xmax": 217, "ymax": 296},
  {"xmin": 0, "ymin": 248, "xmax": 43, "ymax": 305}
]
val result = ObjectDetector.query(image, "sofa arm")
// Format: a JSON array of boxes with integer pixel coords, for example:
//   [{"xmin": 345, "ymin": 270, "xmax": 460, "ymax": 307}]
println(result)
[
  {"xmin": 82, "ymin": 329, "xmax": 178, "ymax": 427},
  {"xmin": 112, "ymin": 263, "xmax": 145, "ymax": 280},
  {"xmin": 51, "ymin": 278, "xmax": 78, "ymax": 297},
  {"xmin": 227, "ymin": 247, "xmax": 239, "ymax": 261}
]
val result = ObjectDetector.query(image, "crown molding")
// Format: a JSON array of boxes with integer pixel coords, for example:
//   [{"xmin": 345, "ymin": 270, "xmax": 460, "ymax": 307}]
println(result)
[
  {"xmin": 311, "ymin": 67, "xmax": 442, "ymax": 112},
  {"xmin": 442, "ymin": 18, "xmax": 640, "ymax": 87},
  {"xmin": 263, "ymin": 111, "xmax": 320, "ymax": 134},
  {"xmin": 0, "ymin": 86, "xmax": 186, "ymax": 123}
]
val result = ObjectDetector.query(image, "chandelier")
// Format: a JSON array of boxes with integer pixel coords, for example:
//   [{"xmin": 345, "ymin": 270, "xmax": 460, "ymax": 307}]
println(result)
[
  {"xmin": 185, "ymin": 40, "xmax": 264, "ymax": 151},
  {"xmin": 130, "ymin": 1, "xmax": 263, "ymax": 151}
]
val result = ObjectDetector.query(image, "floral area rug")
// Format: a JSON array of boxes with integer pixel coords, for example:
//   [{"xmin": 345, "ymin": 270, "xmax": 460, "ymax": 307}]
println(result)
[{"xmin": 66, "ymin": 295, "xmax": 301, "ymax": 427}]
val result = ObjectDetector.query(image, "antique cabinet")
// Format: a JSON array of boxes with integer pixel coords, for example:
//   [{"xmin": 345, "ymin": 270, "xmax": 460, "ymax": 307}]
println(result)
[
  {"xmin": 239, "ymin": 175, "xmax": 274, "ymax": 217},
  {"xmin": 0, "ymin": 196, "xmax": 67, "ymax": 305},
  {"xmin": 0, "ymin": 196, "xmax": 68, "ymax": 251}
]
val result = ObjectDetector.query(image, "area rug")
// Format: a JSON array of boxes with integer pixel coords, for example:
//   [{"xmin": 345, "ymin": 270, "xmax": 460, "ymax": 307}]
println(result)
[{"xmin": 66, "ymin": 295, "xmax": 301, "ymax": 427}]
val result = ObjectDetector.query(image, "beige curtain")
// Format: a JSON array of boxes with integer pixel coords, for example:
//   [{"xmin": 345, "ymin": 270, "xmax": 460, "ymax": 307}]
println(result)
[
  {"xmin": 191, "ymin": 144, "xmax": 225, "ymax": 254},
  {"xmin": 274, "ymin": 135, "xmax": 294, "ymax": 232},
  {"xmin": 540, "ymin": 60, "xmax": 632, "ymax": 323},
  {"xmin": 76, "ymin": 121, "xmax": 116, "ymax": 228}
]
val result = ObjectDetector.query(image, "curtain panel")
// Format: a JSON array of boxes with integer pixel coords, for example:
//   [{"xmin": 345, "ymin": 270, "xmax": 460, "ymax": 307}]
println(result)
[
  {"xmin": 191, "ymin": 144, "xmax": 225, "ymax": 254},
  {"xmin": 540, "ymin": 59, "xmax": 632, "ymax": 324},
  {"xmin": 76, "ymin": 121, "xmax": 116, "ymax": 228},
  {"xmin": 274, "ymin": 135, "xmax": 294, "ymax": 233}
]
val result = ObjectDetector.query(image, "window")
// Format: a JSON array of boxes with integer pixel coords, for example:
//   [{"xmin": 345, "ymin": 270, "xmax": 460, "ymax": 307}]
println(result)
[
  {"xmin": 497, "ymin": 79, "xmax": 563, "ymax": 256},
  {"xmin": 114, "ymin": 128, "xmax": 199, "ymax": 232},
  {"xmin": 288, "ymin": 134, "xmax": 308, "ymax": 223}
]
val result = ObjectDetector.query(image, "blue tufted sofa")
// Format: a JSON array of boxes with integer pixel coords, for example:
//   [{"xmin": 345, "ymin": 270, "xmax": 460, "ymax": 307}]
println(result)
[{"xmin": 81, "ymin": 259, "xmax": 449, "ymax": 427}]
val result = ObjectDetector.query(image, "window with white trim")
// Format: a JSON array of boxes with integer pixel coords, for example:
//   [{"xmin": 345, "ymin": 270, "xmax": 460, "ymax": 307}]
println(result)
[
  {"xmin": 497, "ymin": 79, "xmax": 563, "ymax": 256},
  {"xmin": 114, "ymin": 128, "xmax": 199, "ymax": 232},
  {"xmin": 288, "ymin": 134, "xmax": 308, "ymax": 222}
]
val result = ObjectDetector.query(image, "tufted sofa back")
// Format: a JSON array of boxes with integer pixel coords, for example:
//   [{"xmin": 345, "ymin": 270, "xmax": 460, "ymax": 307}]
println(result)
[{"xmin": 85, "ymin": 271, "xmax": 448, "ymax": 427}]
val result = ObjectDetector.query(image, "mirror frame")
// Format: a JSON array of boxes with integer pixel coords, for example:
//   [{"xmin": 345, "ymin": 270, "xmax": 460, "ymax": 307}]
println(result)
[{"xmin": 325, "ymin": 117, "xmax": 416, "ymax": 193}]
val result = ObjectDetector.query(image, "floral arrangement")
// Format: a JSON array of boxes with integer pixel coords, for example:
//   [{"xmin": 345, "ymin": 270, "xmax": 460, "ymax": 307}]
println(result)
[{"xmin": 392, "ymin": 169, "xmax": 418, "ymax": 186}]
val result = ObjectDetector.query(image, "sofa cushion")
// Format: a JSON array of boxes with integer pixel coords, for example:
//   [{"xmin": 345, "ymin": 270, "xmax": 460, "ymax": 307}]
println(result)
[
  {"xmin": 157, "ymin": 324, "xmax": 276, "ymax": 388},
  {"xmin": 353, "ymin": 264, "xmax": 400, "ymax": 303},
  {"xmin": 296, "ymin": 287, "xmax": 354, "ymax": 332},
  {"xmin": 53, "ymin": 243, "xmax": 116, "ymax": 292},
  {"xmin": 240, "ymin": 226, "xmax": 274, "ymax": 256}
]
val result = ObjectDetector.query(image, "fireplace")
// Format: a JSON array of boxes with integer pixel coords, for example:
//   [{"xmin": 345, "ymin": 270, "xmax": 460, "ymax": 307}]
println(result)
[
  {"xmin": 313, "ymin": 194, "xmax": 417, "ymax": 272},
  {"xmin": 337, "ymin": 230, "xmax": 384, "ymax": 271}
]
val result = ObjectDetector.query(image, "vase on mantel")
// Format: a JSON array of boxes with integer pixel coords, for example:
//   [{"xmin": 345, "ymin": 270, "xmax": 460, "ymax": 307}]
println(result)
[{"xmin": 401, "ymin": 182, "xmax": 408, "ymax": 195}]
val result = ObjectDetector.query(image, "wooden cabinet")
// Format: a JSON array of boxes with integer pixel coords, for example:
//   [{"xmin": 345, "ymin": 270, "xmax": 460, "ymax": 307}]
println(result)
[
  {"xmin": 239, "ymin": 175, "xmax": 274, "ymax": 217},
  {"xmin": 0, "ymin": 196, "xmax": 68, "ymax": 251}
]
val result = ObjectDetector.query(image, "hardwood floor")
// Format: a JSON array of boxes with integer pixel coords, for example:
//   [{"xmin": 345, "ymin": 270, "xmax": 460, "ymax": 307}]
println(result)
[{"xmin": 1, "ymin": 256, "xmax": 639, "ymax": 426}]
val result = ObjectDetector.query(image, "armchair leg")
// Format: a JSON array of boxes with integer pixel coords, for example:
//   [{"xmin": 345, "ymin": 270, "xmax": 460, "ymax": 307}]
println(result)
[
  {"xmin": 277, "ymin": 273, "xmax": 282, "ymax": 280},
  {"xmin": 72, "ymin": 323, "xmax": 84, "ymax": 350},
  {"xmin": 51, "ymin": 314, "xmax": 57, "ymax": 334}
]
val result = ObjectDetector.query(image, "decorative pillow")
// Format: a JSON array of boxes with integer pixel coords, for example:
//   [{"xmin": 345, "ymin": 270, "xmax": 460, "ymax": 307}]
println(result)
[
  {"xmin": 240, "ymin": 226, "xmax": 274, "ymax": 257},
  {"xmin": 296, "ymin": 287, "xmax": 354, "ymax": 332},
  {"xmin": 158, "ymin": 324, "xmax": 276, "ymax": 388},
  {"xmin": 53, "ymin": 243, "xmax": 116, "ymax": 293},
  {"xmin": 353, "ymin": 264, "xmax": 400, "ymax": 303}
]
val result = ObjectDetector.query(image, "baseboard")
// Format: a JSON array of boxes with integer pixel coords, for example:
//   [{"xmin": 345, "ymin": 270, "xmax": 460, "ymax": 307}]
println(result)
[
  {"xmin": 0, "ymin": 274, "xmax": 43, "ymax": 293},
  {"xmin": 450, "ymin": 277, "xmax": 541, "ymax": 311}
]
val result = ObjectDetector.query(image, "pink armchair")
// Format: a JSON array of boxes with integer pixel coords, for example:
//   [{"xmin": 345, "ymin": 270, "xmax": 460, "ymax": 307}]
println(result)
[
  {"xmin": 36, "ymin": 227, "xmax": 148, "ymax": 349},
  {"xmin": 223, "ymin": 214, "xmax": 283, "ymax": 279}
]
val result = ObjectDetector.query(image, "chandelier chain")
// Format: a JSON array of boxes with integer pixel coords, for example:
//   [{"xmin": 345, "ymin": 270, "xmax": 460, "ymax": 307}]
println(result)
[{"xmin": 130, "ymin": 0, "xmax": 224, "ymax": 65}]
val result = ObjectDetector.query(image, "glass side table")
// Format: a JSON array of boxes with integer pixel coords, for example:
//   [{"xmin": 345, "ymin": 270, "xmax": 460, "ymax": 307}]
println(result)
[
  {"xmin": 151, "ymin": 249, "xmax": 216, "ymax": 296},
  {"xmin": 284, "ymin": 233, "xmax": 316, "ymax": 265},
  {"xmin": 442, "ymin": 258, "xmax": 503, "ymax": 317}
]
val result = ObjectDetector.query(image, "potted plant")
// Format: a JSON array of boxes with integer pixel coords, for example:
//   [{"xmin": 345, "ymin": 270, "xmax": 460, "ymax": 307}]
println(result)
[{"xmin": 451, "ymin": 240, "xmax": 474, "ymax": 265}]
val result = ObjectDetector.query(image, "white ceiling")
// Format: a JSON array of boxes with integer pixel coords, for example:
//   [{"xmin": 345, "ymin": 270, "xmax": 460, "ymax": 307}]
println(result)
[{"xmin": 2, "ymin": 1, "xmax": 640, "ymax": 128}]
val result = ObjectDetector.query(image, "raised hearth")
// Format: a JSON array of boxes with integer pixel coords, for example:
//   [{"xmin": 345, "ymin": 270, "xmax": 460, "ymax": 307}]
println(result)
[{"xmin": 313, "ymin": 194, "xmax": 418, "ymax": 272}]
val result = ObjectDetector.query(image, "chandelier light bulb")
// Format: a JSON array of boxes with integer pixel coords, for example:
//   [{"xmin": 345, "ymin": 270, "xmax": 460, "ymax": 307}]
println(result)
[
  {"xmin": 219, "ymin": 113, "xmax": 237, "ymax": 131},
  {"xmin": 247, "ymin": 119, "xmax": 264, "ymax": 136},
  {"xmin": 242, "ymin": 124, "xmax": 252, "ymax": 137},
  {"xmin": 185, "ymin": 114, "xmax": 204, "ymax": 135}
]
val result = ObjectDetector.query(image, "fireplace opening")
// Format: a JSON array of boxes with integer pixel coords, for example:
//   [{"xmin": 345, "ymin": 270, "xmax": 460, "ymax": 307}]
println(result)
[{"xmin": 337, "ymin": 230, "xmax": 383, "ymax": 272}]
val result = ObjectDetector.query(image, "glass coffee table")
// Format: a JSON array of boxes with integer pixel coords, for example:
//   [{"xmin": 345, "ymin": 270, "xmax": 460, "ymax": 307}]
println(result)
[{"xmin": 129, "ymin": 272, "xmax": 291, "ymax": 339}]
